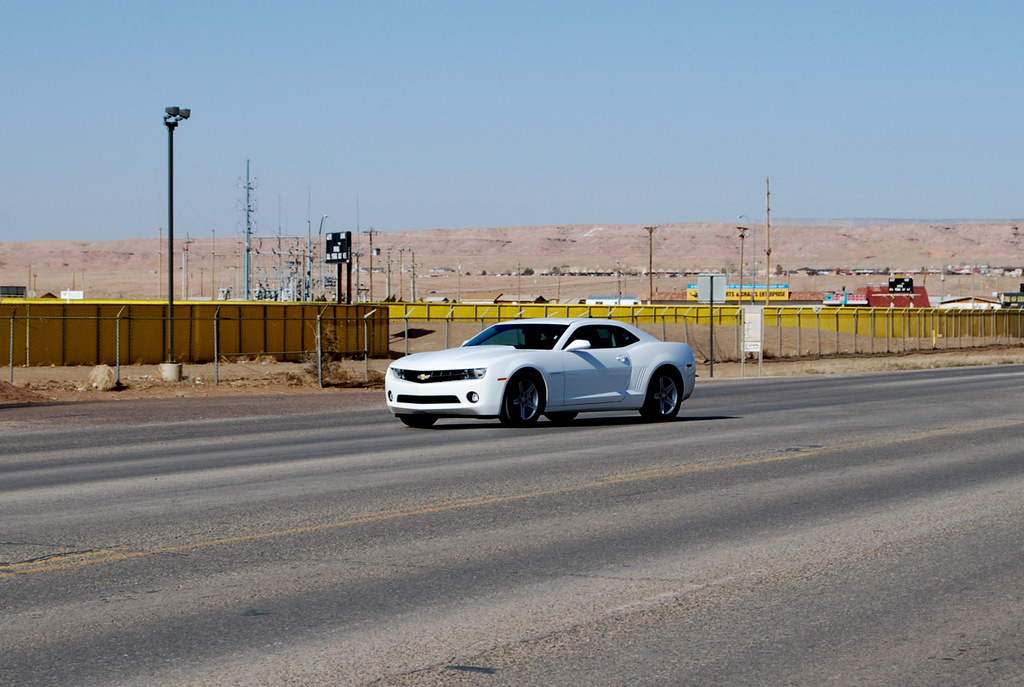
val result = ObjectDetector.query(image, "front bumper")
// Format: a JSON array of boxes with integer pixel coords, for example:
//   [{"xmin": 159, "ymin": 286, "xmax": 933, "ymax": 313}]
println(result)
[{"xmin": 385, "ymin": 377, "xmax": 502, "ymax": 418}]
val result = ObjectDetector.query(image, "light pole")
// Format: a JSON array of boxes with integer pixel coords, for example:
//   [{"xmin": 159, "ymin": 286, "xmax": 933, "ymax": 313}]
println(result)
[
  {"xmin": 164, "ymin": 106, "xmax": 190, "ymax": 364},
  {"xmin": 736, "ymin": 224, "xmax": 747, "ymax": 303},
  {"xmin": 764, "ymin": 176, "xmax": 772, "ymax": 306}
]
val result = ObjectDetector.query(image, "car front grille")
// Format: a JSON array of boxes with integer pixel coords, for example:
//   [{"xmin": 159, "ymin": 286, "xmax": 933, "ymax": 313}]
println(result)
[
  {"xmin": 396, "ymin": 394, "xmax": 461, "ymax": 404},
  {"xmin": 394, "ymin": 369, "xmax": 468, "ymax": 384}
]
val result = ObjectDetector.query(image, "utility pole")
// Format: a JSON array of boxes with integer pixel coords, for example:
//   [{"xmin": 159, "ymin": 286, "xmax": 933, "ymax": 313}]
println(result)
[
  {"xmin": 386, "ymin": 246, "xmax": 394, "ymax": 301},
  {"xmin": 764, "ymin": 176, "xmax": 772, "ymax": 306},
  {"xmin": 182, "ymin": 233, "xmax": 194, "ymax": 299},
  {"xmin": 645, "ymin": 225, "xmax": 656, "ymax": 304},
  {"xmin": 364, "ymin": 227, "xmax": 378, "ymax": 301},
  {"xmin": 410, "ymin": 250, "xmax": 418, "ymax": 302},
  {"xmin": 397, "ymin": 247, "xmax": 405, "ymax": 301}
]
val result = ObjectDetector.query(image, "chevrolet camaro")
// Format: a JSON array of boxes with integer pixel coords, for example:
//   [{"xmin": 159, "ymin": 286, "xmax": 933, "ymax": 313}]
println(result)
[{"xmin": 385, "ymin": 318, "xmax": 696, "ymax": 427}]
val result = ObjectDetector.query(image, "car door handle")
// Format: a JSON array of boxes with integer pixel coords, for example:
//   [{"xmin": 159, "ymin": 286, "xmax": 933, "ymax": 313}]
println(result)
[{"xmin": 616, "ymin": 355, "xmax": 628, "ymax": 363}]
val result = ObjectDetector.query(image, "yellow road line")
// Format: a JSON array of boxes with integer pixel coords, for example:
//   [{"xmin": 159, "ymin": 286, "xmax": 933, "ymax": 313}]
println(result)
[{"xmin": 4, "ymin": 418, "xmax": 1020, "ymax": 579}]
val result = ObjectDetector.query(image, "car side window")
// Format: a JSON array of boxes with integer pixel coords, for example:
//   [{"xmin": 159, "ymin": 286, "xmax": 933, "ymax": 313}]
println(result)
[
  {"xmin": 609, "ymin": 326, "xmax": 639, "ymax": 348},
  {"xmin": 565, "ymin": 325, "xmax": 637, "ymax": 349}
]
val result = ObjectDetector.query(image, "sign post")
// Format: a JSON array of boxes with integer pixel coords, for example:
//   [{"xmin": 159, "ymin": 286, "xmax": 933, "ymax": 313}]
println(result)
[{"xmin": 698, "ymin": 274, "xmax": 727, "ymax": 377}]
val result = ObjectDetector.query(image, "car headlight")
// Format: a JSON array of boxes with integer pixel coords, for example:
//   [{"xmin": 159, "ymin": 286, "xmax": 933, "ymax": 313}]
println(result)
[{"xmin": 467, "ymin": 367, "xmax": 487, "ymax": 379}]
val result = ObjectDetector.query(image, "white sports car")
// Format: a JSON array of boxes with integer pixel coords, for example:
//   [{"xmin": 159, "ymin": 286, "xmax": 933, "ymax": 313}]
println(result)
[{"xmin": 385, "ymin": 318, "xmax": 696, "ymax": 428}]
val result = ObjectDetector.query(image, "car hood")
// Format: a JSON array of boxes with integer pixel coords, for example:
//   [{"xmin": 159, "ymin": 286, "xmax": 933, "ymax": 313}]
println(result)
[{"xmin": 390, "ymin": 345, "xmax": 518, "ymax": 370}]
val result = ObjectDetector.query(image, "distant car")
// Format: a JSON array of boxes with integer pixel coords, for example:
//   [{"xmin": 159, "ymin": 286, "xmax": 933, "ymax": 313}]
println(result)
[{"xmin": 385, "ymin": 318, "xmax": 695, "ymax": 427}]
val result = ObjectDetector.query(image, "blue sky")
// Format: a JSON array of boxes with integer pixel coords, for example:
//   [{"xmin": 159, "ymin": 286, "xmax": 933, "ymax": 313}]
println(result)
[{"xmin": 2, "ymin": 1, "xmax": 1023, "ymax": 242}]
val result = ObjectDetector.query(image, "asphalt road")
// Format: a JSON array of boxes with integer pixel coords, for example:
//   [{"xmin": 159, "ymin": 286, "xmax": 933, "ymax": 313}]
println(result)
[{"xmin": 3, "ymin": 366, "xmax": 1024, "ymax": 686}]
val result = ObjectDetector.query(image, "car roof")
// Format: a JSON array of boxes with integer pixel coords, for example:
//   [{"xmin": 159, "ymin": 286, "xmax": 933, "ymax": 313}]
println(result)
[{"xmin": 503, "ymin": 318, "xmax": 625, "ymax": 326}]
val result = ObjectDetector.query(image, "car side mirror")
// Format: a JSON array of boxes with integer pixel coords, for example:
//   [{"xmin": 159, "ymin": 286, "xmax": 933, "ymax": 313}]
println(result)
[{"xmin": 565, "ymin": 339, "xmax": 591, "ymax": 352}]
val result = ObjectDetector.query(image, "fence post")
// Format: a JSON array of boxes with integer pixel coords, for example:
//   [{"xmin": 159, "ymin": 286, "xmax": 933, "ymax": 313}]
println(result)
[
  {"xmin": 776, "ymin": 309, "xmax": 782, "ymax": 357},
  {"xmin": 444, "ymin": 306, "xmax": 454, "ymax": 349},
  {"xmin": 364, "ymin": 308, "xmax": 377, "ymax": 381},
  {"xmin": 793, "ymin": 308, "xmax": 800, "ymax": 357},
  {"xmin": 8, "ymin": 314, "xmax": 13, "ymax": 384},
  {"xmin": 853, "ymin": 310, "xmax": 859, "ymax": 353},
  {"xmin": 115, "ymin": 306, "xmax": 126, "ymax": 385},
  {"xmin": 214, "ymin": 305, "xmax": 221, "ymax": 386},
  {"xmin": 316, "ymin": 306, "xmax": 328, "ymax": 388},
  {"xmin": 25, "ymin": 304, "xmax": 31, "ymax": 367},
  {"xmin": 815, "ymin": 308, "xmax": 821, "ymax": 356}
]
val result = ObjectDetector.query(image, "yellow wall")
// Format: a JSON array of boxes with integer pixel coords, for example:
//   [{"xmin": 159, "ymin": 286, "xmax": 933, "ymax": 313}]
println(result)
[{"xmin": 0, "ymin": 300, "xmax": 388, "ymax": 367}]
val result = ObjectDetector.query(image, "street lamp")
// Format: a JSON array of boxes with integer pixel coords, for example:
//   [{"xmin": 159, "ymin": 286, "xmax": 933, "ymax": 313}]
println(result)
[
  {"xmin": 164, "ymin": 106, "xmax": 190, "ymax": 364},
  {"xmin": 736, "ymin": 223, "xmax": 748, "ymax": 303}
]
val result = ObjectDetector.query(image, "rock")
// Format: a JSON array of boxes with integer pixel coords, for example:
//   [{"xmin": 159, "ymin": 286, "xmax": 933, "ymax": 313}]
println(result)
[{"xmin": 88, "ymin": 365, "xmax": 118, "ymax": 391}]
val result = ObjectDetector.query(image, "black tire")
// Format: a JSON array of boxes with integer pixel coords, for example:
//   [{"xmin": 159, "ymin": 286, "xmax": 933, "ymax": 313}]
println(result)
[
  {"xmin": 545, "ymin": 412, "xmax": 578, "ymax": 425},
  {"xmin": 499, "ymin": 371, "xmax": 545, "ymax": 426},
  {"xmin": 398, "ymin": 414, "xmax": 437, "ymax": 428},
  {"xmin": 639, "ymin": 367, "xmax": 682, "ymax": 421}
]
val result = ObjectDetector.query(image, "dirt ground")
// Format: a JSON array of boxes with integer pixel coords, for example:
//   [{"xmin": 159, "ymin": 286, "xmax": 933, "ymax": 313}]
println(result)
[{"xmin": 3, "ymin": 333, "xmax": 1023, "ymax": 406}]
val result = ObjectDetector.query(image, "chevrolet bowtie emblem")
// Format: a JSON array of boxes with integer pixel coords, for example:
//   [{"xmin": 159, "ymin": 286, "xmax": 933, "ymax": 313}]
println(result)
[{"xmin": 417, "ymin": 373, "xmax": 430, "ymax": 381}]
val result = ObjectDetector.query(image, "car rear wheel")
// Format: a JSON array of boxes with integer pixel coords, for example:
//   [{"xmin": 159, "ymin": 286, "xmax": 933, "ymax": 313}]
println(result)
[
  {"xmin": 499, "ymin": 371, "xmax": 545, "ymax": 426},
  {"xmin": 399, "ymin": 414, "xmax": 437, "ymax": 428},
  {"xmin": 640, "ymin": 367, "xmax": 682, "ymax": 421}
]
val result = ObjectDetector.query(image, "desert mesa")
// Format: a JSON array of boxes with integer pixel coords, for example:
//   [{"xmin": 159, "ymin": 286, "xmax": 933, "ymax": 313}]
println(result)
[{"xmin": 2, "ymin": 221, "xmax": 1022, "ymax": 304}]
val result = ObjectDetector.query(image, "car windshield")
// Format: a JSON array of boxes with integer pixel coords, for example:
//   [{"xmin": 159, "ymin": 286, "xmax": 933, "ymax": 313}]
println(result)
[{"xmin": 463, "ymin": 323, "xmax": 569, "ymax": 350}]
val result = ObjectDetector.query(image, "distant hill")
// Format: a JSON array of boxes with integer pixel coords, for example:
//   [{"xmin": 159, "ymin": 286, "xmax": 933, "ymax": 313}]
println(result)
[{"xmin": 2, "ymin": 221, "xmax": 1022, "ymax": 299}]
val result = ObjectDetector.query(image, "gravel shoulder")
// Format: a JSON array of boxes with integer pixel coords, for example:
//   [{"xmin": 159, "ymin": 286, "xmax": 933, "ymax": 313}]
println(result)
[{"xmin": 2, "ymin": 345, "xmax": 1022, "ymax": 428}]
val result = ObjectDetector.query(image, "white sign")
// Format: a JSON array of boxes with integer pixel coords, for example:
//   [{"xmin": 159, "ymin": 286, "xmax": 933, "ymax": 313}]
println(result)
[
  {"xmin": 697, "ymin": 273, "xmax": 727, "ymax": 303},
  {"xmin": 60, "ymin": 290, "xmax": 84, "ymax": 300},
  {"xmin": 744, "ymin": 309, "xmax": 762, "ymax": 352}
]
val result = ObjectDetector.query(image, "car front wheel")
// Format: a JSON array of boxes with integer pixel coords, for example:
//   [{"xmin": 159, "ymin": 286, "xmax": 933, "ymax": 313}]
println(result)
[
  {"xmin": 499, "ymin": 371, "xmax": 545, "ymax": 426},
  {"xmin": 640, "ymin": 367, "xmax": 682, "ymax": 421}
]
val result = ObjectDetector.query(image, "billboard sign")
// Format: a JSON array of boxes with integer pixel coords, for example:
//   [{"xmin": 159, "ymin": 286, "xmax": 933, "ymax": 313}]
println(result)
[{"xmin": 325, "ymin": 232, "xmax": 352, "ymax": 264}]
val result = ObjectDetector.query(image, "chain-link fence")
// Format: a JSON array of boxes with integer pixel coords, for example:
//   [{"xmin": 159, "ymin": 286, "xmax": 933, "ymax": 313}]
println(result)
[
  {"xmin": 5, "ymin": 301, "xmax": 1021, "ymax": 387},
  {"xmin": 386, "ymin": 303, "xmax": 1024, "ymax": 362},
  {"xmin": 1, "ymin": 302, "xmax": 388, "ymax": 386}
]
